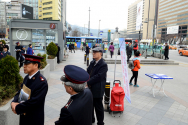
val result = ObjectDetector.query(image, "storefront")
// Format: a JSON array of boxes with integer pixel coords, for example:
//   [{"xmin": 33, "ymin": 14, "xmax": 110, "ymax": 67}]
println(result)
[{"xmin": 9, "ymin": 19, "xmax": 64, "ymax": 61}]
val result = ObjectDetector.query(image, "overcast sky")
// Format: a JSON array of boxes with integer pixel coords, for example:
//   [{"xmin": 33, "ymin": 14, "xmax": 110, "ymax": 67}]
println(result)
[
  {"xmin": 2, "ymin": 0, "xmax": 137, "ymax": 30},
  {"xmin": 67, "ymin": 0, "xmax": 137, "ymax": 30}
]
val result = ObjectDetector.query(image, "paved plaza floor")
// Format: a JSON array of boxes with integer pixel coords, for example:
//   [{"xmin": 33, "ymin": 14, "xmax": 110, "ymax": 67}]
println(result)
[{"xmin": 19, "ymin": 50, "xmax": 188, "ymax": 125}]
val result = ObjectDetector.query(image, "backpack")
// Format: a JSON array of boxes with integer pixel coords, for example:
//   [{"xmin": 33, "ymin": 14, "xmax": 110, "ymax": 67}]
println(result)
[
  {"xmin": 128, "ymin": 61, "xmax": 135, "ymax": 69},
  {"xmin": 128, "ymin": 58, "xmax": 139, "ymax": 69}
]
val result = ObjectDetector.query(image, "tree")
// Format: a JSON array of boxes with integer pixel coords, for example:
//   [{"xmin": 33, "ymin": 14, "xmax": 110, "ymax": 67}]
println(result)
[{"xmin": 70, "ymin": 27, "xmax": 82, "ymax": 37}]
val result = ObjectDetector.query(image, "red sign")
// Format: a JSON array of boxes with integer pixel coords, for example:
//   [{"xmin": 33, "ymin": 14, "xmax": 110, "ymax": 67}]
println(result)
[{"xmin": 50, "ymin": 23, "xmax": 56, "ymax": 29}]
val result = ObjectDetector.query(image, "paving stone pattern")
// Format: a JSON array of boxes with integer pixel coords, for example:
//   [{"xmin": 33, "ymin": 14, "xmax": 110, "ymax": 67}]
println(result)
[{"xmin": 19, "ymin": 50, "xmax": 188, "ymax": 125}]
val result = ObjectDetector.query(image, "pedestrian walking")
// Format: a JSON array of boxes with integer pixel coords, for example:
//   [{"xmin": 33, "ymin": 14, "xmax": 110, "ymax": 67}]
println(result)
[
  {"xmin": 133, "ymin": 40, "xmax": 138, "ymax": 55},
  {"xmin": 164, "ymin": 43, "xmax": 169, "ymax": 60},
  {"xmin": 15, "ymin": 42, "xmax": 22, "ymax": 61},
  {"xmin": 27, "ymin": 44, "xmax": 34, "ymax": 55},
  {"xmin": 19, "ymin": 46, "xmax": 26, "ymax": 68},
  {"xmin": 74, "ymin": 42, "xmax": 77, "ymax": 50},
  {"xmin": 80, "ymin": 43, "xmax": 83, "ymax": 51},
  {"xmin": 0, "ymin": 41, "xmax": 4, "ymax": 52},
  {"xmin": 11, "ymin": 54, "xmax": 48, "ymax": 125},
  {"xmin": 3, "ymin": 45, "xmax": 11, "ymax": 57},
  {"xmin": 129, "ymin": 51, "xmax": 141, "ymax": 87},
  {"xmin": 108, "ymin": 42, "xmax": 114, "ymax": 58},
  {"xmin": 85, "ymin": 44, "xmax": 90, "ymax": 56},
  {"xmin": 56, "ymin": 43, "xmax": 60, "ymax": 63},
  {"xmin": 126, "ymin": 42, "xmax": 132, "ymax": 63},
  {"xmin": 83, "ymin": 42, "xmax": 86, "ymax": 51},
  {"xmin": 71, "ymin": 42, "xmax": 75, "ymax": 53},
  {"xmin": 87, "ymin": 47, "xmax": 108, "ymax": 125},
  {"xmin": 68, "ymin": 43, "xmax": 72, "ymax": 52},
  {"xmin": 55, "ymin": 65, "xmax": 93, "ymax": 125}
]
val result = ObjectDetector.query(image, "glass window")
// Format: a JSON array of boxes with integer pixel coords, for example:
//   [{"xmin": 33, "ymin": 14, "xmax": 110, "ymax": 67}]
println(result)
[
  {"xmin": 32, "ymin": 29, "xmax": 46, "ymax": 55},
  {"xmin": 43, "ymin": 12, "xmax": 52, "ymax": 15},
  {"xmin": 43, "ymin": 1, "xmax": 52, "ymax": 5},
  {"xmin": 43, "ymin": 17, "xmax": 52, "ymax": 20},
  {"xmin": 8, "ymin": 7, "xmax": 11, "ymax": 9},
  {"xmin": 46, "ymin": 29, "xmax": 58, "ymax": 46},
  {"xmin": 43, "ymin": 7, "xmax": 52, "ymax": 10}
]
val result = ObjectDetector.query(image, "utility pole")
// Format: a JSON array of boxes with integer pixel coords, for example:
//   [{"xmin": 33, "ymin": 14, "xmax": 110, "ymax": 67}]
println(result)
[
  {"xmin": 98, "ymin": 20, "xmax": 101, "ymax": 37},
  {"xmin": 88, "ymin": 7, "xmax": 91, "ymax": 36}
]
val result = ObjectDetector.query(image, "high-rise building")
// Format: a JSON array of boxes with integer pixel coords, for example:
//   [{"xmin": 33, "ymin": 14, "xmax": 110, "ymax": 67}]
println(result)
[
  {"xmin": 38, "ymin": 0, "xmax": 61, "ymax": 21},
  {"xmin": 157, "ymin": 0, "xmax": 188, "ymax": 44},
  {"xmin": 11, "ymin": 0, "xmax": 38, "ymax": 19},
  {"xmin": 23, "ymin": 0, "xmax": 38, "ymax": 19},
  {"xmin": 127, "ymin": 0, "xmax": 157, "ymax": 40}
]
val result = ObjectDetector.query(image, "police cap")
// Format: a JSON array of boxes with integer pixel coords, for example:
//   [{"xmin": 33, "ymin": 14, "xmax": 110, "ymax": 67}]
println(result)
[
  {"xmin": 3, "ymin": 45, "xmax": 9, "ymax": 50},
  {"xmin": 92, "ymin": 47, "xmax": 103, "ymax": 53},
  {"xmin": 23, "ymin": 54, "xmax": 44, "ymax": 64},
  {"xmin": 60, "ymin": 65, "xmax": 90, "ymax": 84}
]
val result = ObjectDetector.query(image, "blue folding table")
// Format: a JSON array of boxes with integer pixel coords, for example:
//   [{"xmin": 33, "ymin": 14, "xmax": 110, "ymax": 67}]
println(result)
[{"xmin": 145, "ymin": 74, "xmax": 173, "ymax": 97}]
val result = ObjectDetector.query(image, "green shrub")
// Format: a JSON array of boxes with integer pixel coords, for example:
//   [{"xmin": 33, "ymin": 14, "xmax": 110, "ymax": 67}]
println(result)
[
  {"xmin": 46, "ymin": 42, "xmax": 58, "ymax": 59},
  {"xmin": 37, "ymin": 53, "xmax": 47, "ymax": 69},
  {"xmin": 0, "ymin": 40, "xmax": 6, "ymax": 45},
  {"xmin": 0, "ymin": 55, "xmax": 23, "ymax": 104}
]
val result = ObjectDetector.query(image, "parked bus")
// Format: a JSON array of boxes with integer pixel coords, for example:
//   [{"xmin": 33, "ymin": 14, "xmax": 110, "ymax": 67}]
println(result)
[{"xmin": 66, "ymin": 36, "xmax": 102, "ymax": 48}]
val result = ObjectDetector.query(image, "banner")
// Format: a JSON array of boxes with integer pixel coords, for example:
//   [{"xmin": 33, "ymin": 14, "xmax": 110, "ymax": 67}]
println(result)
[
  {"xmin": 167, "ymin": 26, "xmax": 179, "ymax": 34},
  {"xmin": 136, "ymin": 1, "xmax": 143, "ymax": 30},
  {"xmin": 119, "ymin": 38, "xmax": 131, "ymax": 103}
]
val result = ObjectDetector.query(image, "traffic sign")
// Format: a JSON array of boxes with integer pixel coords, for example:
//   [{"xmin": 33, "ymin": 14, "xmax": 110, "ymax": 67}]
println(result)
[
  {"xmin": 100, "ymin": 34, "xmax": 102, "ymax": 35},
  {"xmin": 100, "ymin": 31, "xmax": 103, "ymax": 33}
]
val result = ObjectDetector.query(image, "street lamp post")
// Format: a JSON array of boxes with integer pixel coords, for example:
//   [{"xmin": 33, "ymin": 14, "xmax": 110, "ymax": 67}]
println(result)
[
  {"xmin": 88, "ymin": 7, "xmax": 91, "ymax": 36},
  {"xmin": 84, "ymin": 24, "xmax": 87, "ymax": 36},
  {"xmin": 98, "ymin": 20, "xmax": 101, "ymax": 37}
]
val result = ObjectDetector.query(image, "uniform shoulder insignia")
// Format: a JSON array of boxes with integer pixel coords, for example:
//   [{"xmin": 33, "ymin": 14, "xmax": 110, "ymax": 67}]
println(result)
[
  {"xmin": 64, "ymin": 99, "xmax": 73, "ymax": 109},
  {"xmin": 40, "ymin": 76, "xmax": 45, "ymax": 81}
]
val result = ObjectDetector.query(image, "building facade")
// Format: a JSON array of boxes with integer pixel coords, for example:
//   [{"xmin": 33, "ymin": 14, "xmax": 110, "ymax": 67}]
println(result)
[
  {"xmin": 157, "ymin": 0, "xmax": 188, "ymax": 44},
  {"xmin": 0, "ymin": 2, "xmax": 6, "ymax": 38},
  {"xmin": 9, "ymin": 19, "xmax": 64, "ymax": 61},
  {"xmin": 127, "ymin": 0, "xmax": 157, "ymax": 41},
  {"xmin": 38, "ymin": 0, "xmax": 61, "ymax": 21}
]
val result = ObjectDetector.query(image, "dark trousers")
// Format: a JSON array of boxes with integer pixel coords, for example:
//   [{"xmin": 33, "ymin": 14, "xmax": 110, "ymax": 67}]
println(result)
[
  {"xmin": 16, "ymin": 53, "xmax": 20, "ymax": 61},
  {"xmin": 92, "ymin": 98, "xmax": 104, "ymax": 125},
  {"xmin": 19, "ymin": 62, "xmax": 23, "ymax": 68},
  {"xmin": 127, "ymin": 54, "xmax": 131, "ymax": 63},
  {"xmin": 130, "ymin": 71, "xmax": 138, "ymax": 85},
  {"xmin": 165, "ymin": 55, "xmax": 169, "ymax": 60},
  {"xmin": 134, "ymin": 50, "xmax": 137, "ymax": 55},
  {"xmin": 57, "ymin": 53, "xmax": 60, "ymax": 63},
  {"xmin": 71, "ymin": 49, "xmax": 75, "ymax": 53},
  {"xmin": 110, "ymin": 51, "xmax": 113, "ymax": 58}
]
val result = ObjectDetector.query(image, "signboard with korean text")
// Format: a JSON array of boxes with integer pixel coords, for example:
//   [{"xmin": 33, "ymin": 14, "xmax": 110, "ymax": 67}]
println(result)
[{"xmin": 119, "ymin": 38, "xmax": 131, "ymax": 103}]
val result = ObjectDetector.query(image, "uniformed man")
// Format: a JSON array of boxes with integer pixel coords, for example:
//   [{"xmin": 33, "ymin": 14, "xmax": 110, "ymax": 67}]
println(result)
[
  {"xmin": 0, "ymin": 41, "xmax": 3, "ymax": 52},
  {"xmin": 55, "ymin": 65, "xmax": 93, "ymax": 125},
  {"xmin": 3, "ymin": 45, "xmax": 11, "ymax": 57},
  {"xmin": 15, "ymin": 42, "xmax": 22, "ymax": 61},
  {"xmin": 11, "ymin": 54, "xmax": 48, "ymax": 125},
  {"xmin": 87, "ymin": 47, "xmax": 108, "ymax": 125}
]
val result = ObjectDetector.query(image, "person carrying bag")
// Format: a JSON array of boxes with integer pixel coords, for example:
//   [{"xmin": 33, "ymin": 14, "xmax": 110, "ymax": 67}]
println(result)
[{"xmin": 129, "ymin": 51, "xmax": 141, "ymax": 87}]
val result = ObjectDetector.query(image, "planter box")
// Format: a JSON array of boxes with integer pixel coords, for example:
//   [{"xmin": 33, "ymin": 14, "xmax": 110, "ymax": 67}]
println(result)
[
  {"xmin": 40, "ymin": 64, "xmax": 50, "ymax": 80},
  {"xmin": 47, "ymin": 57, "xmax": 57, "ymax": 71},
  {"xmin": 0, "ymin": 99, "xmax": 19, "ymax": 125}
]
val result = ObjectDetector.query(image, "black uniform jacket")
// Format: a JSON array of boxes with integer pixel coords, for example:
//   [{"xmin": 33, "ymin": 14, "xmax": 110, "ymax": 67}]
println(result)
[
  {"xmin": 87, "ymin": 59, "xmax": 108, "ymax": 98},
  {"xmin": 0, "ymin": 44, "xmax": 3, "ymax": 52},
  {"xmin": 3, "ymin": 51, "xmax": 11, "ymax": 57},
  {"xmin": 12, "ymin": 71, "xmax": 48, "ymax": 125},
  {"xmin": 55, "ymin": 88, "xmax": 93, "ymax": 125}
]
